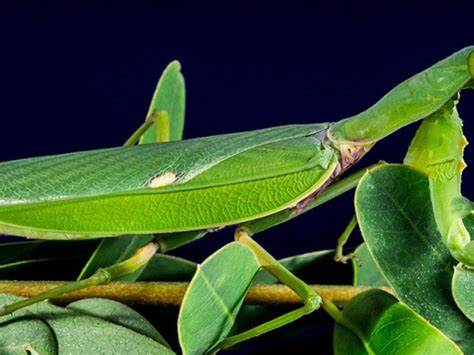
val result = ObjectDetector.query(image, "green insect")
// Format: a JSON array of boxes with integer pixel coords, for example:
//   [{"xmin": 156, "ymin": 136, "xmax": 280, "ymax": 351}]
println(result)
[{"xmin": 0, "ymin": 47, "xmax": 473, "ymax": 353}]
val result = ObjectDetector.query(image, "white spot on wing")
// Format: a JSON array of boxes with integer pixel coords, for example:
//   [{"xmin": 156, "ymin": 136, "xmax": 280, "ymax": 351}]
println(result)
[{"xmin": 148, "ymin": 172, "xmax": 177, "ymax": 188}]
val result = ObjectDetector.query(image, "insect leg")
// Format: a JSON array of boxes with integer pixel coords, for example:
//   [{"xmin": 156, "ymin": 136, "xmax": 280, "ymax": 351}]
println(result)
[
  {"xmin": 215, "ymin": 229, "xmax": 322, "ymax": 351},
  {"xmin": 334, "ymin": 214, "xmax": 358, "ymax": 264},
  {"xmin": 123, "ymin": 109, "xmax": 171, "ymax": 146}
]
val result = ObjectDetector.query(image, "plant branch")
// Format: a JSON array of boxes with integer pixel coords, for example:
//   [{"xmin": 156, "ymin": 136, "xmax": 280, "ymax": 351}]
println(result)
[{"xmin": 0, "ymin": 281, "xmax": 393, "ymax": 307}]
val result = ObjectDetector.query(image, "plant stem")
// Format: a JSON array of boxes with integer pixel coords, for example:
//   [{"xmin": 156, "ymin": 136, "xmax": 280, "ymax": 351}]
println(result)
[
  {"xmin": 0, "ymin": 271, "xmax": 110, "ymax": 315},
  {"xmin": 0, "ymin": 281, "xmax": 392, "ymax": 307}
]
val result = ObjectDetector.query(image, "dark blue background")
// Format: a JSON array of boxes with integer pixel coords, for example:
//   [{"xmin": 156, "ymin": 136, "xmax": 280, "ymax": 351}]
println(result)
[{"xmin": 0, "ymin": 2, "xmax": 473, "ymax": 352}]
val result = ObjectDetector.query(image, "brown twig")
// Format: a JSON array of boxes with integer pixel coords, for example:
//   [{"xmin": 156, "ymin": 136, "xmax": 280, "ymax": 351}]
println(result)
[{"xmin": 0, "ymin": 281, "xmax": 393, "ymax": 306}]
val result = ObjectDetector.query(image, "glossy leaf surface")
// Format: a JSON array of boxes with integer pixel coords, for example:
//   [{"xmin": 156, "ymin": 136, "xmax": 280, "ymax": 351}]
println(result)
[
  {"xmin": 452, "ymin": 263, "xmax": 474, "ymax": 321},
  {"xmin": 0, "ymin": 294, "xmax": 174, "ymax": 354},
  {"xmin": 355, "ymin": 164, "xmax": 474, "ymax": 351},
  {"xmin": 178, "ymin": 242, "xmax": 260, "ymax": 354},
  {"xmin": 352, "ymin": 243, "xmax": 387, "ymax": 287},
  {"xmin": 67, "ymin": 298, "xmax": 170, "ymax": 347},
  {"xmin": 334, "ymin": 289, "xmax": 462, "ymax": 355},
  {"xmin": 140, "ymin": 60, "xmax": 186, "ymax": 143},
  {"xmin": 0, "ymin": 314, "xmax": 56, "ymax": 354}
]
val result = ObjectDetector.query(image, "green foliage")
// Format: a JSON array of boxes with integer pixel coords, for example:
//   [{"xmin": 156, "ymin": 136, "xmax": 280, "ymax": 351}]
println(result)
[
  {"xmin": 140, "ymin": 60, "xmax": 186, "ymax": 144},
  {"xmin": 356, "ymin": 164, "xmax": 474, "ymax": 352},
  {"xmin": 178, "ymin": 242, "xmax": 261, "ymax": 354},
  {"xmin": 67, "ymin": 298, "xmax": 170, "ymax": 347},
  {"xmin": 352, "ymin": 243, "xmax": 387, "ymax": 287},
  {"xmin": 452, "ymin": 263, "xmax": 474, "ymax": 321},
  {"xmin": 0, "ymin": 314, "xmax": 56, "ymax": 354},
  {"xmin": 333, "ymin": 289, "xmax": 462, "ymax": 355},
  {"xmin": 0, "ymin": 294, "xmax": 174, "ymax": 354}
]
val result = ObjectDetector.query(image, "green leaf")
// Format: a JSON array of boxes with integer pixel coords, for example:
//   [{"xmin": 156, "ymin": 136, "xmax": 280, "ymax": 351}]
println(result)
[
  {"xmin": 0, "ymin": 314, "xmax": 56, "ymax": 354},
  {"xmin": 452, "ymin": 263, "xmax": 474, "ymax": 321},
  {"xmin": 138, "ymin": 254, "xmax": 197, "ymax": 281},
  {"xmin": 352, "ymin": 243, "xmax": 388, "ymax": 287},
  {"xmin": 0, "ymin": 294, "xmax": 174, "ymax": 354},
  {"xmin": 67, "ymin": 298, "xmax": 170, "ymax": 347},
  {"xmin": 334, "ymin": 289, "xmax": 462, "ymax": 355},
  {"xmin": 178, "ymin": 242, "xmax": 261, "ymax": 354},
  {"xmin": 69, "ymin": 253, "xmax": 193, "ymax": 346},
  {"xmin": 77, "ymin": 234, "xmax": 154, "ymax": 281},
  {"xmin": 0, "ymin": 240, "xmax": 98, "ymax": 280},
  {"xmin": 355, "ymin": 164, "xmax": 474, "ymax": 351},
  {"xmin": 463, "ymin": 214, "xmax": 474, "ymax": 233},
  {"xmin": 140, "ymin": 60, "xmax": 186, "ymax": 143}
]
